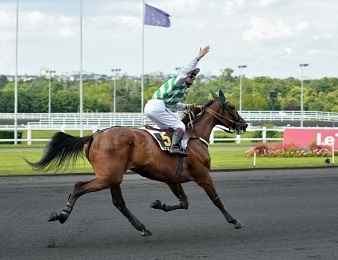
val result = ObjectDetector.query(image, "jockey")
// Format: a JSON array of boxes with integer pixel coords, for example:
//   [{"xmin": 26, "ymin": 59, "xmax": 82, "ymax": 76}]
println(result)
[{"xmin": 144, "ymin": 46, "xmax": 210, "ymax": 157}]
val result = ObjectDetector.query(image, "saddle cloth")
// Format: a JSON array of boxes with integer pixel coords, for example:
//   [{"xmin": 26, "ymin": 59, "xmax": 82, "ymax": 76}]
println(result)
[{"xmin": 140, "ymin": 127, "xmax": 173, "ymax": 151}]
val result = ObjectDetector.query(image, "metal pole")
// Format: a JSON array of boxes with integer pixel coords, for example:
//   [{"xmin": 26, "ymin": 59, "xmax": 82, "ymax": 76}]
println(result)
[
  {"xmin": 48, "ymin": 73, "xmax": 51, "ymax": 123},
  {"xmin": 79, "ymin": 0, "xmax": 83, "ymax": 137},
  {"xmin": 300, "ymin": 68, "xmax": 303, "ymax": 127},
  {"xmin": 239, "ymin": 68, "xmax": 242, "ymax": 112},
  {"xmin": 300, "ymin": 63, "xmax": 309, "ymax": 127},
  {"xmin": 14, "ymin": 0, "xmax": 19, "ymax": 145},
  {"xmin": 141, "ymin": 0, "xmax": 145, "ymax": 125},
  {"xmin": 46, "ymin": 70, "xmax": 55, "ymax": 124},
  {"xmin": 238, "ymin": 65, "xmax": 247, "ymax": 112},
  {"xmin": 114, "ymin": 74, "xmax": 116, "ymax": 113},
  {"xmin": 111, "ymin": 69, "xmax": 121, "ymax": 125}
]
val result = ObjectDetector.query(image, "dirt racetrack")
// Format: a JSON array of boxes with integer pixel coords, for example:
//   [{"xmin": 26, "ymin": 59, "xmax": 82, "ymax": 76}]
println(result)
[{"xmin": 1, "ymin": 168, "xmax": 338, "ymax": 260}]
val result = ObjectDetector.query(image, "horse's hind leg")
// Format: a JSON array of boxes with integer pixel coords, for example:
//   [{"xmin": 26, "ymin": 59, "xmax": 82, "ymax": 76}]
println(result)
[
  {"xmin": 150, "ymin": 183, "xmax": 189, "ymax": 212},
  {"xmin": 110, "ymin": 185, "xmax": 152, "ymax": 236},
  {"xmin": 196, "ymin": 174, "xmax": 244, "ymax": 229},
  {"xmin": 49, "ymin": 178, "xmax": 111, "ymax": 224}
]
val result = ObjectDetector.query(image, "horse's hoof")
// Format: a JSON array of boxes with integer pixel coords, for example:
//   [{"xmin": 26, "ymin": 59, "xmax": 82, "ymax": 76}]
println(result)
[
  {"xmin": 150, "ymin": 200, "xmax": 162, "ymax": 209},
  {"xmin": 48, "ymin": 212, "xmax": 58, "ymax": 222},
  {"xmin": 234, "ymin": 220, "xmax": 245, "ymax": 229},
  {"xmin": 58, "ymin": 213, "xmax": 68, "ymax": 224},
  {"xmin": 141, "ymin": 228, "xmax": 152, "ymax": 236}
]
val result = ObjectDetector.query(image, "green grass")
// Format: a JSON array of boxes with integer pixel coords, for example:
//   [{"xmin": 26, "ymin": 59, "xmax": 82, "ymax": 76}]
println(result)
[
  {"xmin": 0, "ymin": 149, "xmax": 93, "ymax": 175},
  {"xmin": 0, "ymin": 145, "xmax": 336, "ymax": 176},
  {"xmin": 210, "ymin": 149, "xmax": 335, "ymax": 169}
]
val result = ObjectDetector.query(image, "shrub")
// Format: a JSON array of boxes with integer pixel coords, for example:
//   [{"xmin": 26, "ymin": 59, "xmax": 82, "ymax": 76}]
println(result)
[
  {"xmin": 245, "ymin": 142, "xmax": 335, "ymax": 158},
  {"xmin": 213, "ymin": 131, "xmax": 236, "ymax": 143},
  {"xmin": 0, "ymin": 131, "xmax": 23, "ymax": 144},
  {"xmin": 251, "ymin": 123, "xmax": 283, "ymax": 143}
]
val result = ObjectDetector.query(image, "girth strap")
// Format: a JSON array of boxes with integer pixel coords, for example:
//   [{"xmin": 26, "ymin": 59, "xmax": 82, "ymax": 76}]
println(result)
[{"xmin": 173, "ymin": 157, "xmax": 183, "ymax": 182}]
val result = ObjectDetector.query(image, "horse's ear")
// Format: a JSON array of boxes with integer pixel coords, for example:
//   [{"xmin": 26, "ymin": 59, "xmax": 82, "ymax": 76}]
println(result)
[
  {"xmin": 219, "ymin": 90, "xmax": 228, "ymax": 103},
  {"xmin": 210, "ymin": 90, "xmax": 218, "ymax": 99}
]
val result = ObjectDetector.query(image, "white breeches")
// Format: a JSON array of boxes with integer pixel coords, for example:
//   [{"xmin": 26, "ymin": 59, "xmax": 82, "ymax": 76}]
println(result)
[{"xmin": 144, "ymin": 99, "xmax": 186, "ymax": 131}]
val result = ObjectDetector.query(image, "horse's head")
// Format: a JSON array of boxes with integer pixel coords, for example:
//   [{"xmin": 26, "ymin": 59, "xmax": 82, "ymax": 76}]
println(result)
[
  {"xmin": 206, "ymin": 90, "xmax": 248, "ymax": 135},
  {"xmin": 182, "ymin": 90, "xmax": 248, "ymax": 135}
]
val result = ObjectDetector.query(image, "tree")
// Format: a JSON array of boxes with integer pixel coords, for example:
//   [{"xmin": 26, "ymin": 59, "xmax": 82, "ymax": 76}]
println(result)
[
  {"xmin": 0, "ymin": 91, "xmax": 14, "ymax": 112},
  {"xmin": 309, "ymin": 77, "xmax": 337, "ymax": 95},
  {"xmin": 323, "ymin": 91, "xmax": 338, "ymax": 112},
  {"xmin": 219, "ymin": 68, "xmax": 234, "ymax": 82},
  {"xmin": 84, "ymin": 81, "xmax": 111, "ymax": 112},
  {"xmin": 307, "ymin": 97, "xmax": 325, "ymax": 111},
  {"xmin": 0, "ymin": 73, "xmax": 338, "ymax": 113},
  {"xmin": 242, "ymin": 94, "xmax": 270, "ymax": 110},
  {"xmin": 52, "ymin": 90, "xmax": 79, "ymax": 112},
  {"xmin": 251, "ymin": 76, "xmax": 274, "ymax": 97},
  {"xmin": 0, "ymin": 75, "xmax": 8, "ymax": 90}
]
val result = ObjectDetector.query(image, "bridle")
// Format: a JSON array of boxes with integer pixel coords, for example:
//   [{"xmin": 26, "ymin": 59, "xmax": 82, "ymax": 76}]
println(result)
[{"xmin": 187, "ymin": 97, "xmax": 246, "ymax": 134}]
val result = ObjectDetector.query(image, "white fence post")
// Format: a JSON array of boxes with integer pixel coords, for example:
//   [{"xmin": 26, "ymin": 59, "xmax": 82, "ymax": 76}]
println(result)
[
  {"xmin": 27, "ymin": 125, "xmax": 32, "ymax": 145},
  {"xmin": 236, "ymin": 134, "xmax": 241, "ymax": 144},
  {"xmin": 332, "ymin": 143, "xmax": 335, "ymax": 165},
  {"xmin": 319, "ymin": 141, "xmax": 335, "ymax": 165},
  {"xmin": 210, "ymin": 128, "xmax": 215, "ymax": 144},
  {"xmin": 262, "ymin": 127, "xmax": 267, "ymax": 143},
  {"xmin": 92, "ymin": 125, "xmax": 98, "ymax": 133}
]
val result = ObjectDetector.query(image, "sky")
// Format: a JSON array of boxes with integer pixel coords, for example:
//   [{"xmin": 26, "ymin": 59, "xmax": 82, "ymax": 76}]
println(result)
[{"xmin": 0, "ymin": 0, "xmax": 337, "ymax": 79}]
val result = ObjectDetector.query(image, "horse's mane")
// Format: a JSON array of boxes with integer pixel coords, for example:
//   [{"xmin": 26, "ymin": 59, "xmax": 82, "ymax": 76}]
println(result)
[{"xmin": 181, "ymin": 99, "xmax": 214, "ymax": 125}]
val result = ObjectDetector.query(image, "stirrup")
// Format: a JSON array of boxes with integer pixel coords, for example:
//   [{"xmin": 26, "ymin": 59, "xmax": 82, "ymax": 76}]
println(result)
[{"xmin": 170, "ymin": 146, "xmax": 189, "ymax": 157}]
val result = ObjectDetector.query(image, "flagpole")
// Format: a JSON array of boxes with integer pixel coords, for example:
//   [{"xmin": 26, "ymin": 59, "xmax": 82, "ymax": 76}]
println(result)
[
  {"xmin": 79, "ymin": 0, "xmax": 83, "ymax": 137},
  {"xmin": 14, "ymin": 0, "xmax": 19, "ymax": 145},
  {"xmin": 142, "ymin": 3, "xmax": 170, "ymax": 125},
  {"xmin": 141, "ymin": 0, "xmax": 145, "ymax": 125}
]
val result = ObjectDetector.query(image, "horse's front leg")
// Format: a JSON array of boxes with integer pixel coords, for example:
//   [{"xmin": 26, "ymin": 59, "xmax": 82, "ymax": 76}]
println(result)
[
  {"xmin": 197, "ymin": 175, "xmax": 244, "ymax": 229},
  {"xmin": 110, "ymin": 185, "xmax": 152, "ymax": 236},
  {"xmin": 150, "ymin": 183, "xmax": 189, "ymax": 212}
]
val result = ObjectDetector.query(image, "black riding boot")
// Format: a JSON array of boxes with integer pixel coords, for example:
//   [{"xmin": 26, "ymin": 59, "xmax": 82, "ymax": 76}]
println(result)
[{"xmin": 169, "ymin": 130, "xmax": 188, "ymax": 157}]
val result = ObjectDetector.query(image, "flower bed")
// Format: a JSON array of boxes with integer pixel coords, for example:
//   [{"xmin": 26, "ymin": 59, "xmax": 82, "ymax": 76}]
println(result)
[{"xmin": 245, "ymin": 143, "xmax": 336, "ymax": 158}]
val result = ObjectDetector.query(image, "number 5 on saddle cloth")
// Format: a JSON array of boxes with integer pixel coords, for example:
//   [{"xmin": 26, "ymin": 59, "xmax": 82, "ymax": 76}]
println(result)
[{"xmin": 141, "ymin": 127, "xmax": 173, "ymax": 152}]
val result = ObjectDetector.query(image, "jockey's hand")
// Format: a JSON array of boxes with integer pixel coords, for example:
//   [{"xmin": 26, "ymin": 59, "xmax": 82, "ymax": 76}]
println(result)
[
  {"xmin": 197, "ymin": 46, "xmax": 210, "ymax": 59},
  {"xmin": 187, "ymin": 103, "xmax": 197, "ymax": 110}
]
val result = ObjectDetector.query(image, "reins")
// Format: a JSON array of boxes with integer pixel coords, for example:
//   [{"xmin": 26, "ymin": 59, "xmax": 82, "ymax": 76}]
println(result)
[
  {"xmin": 204, "ymin": 106, "xmax": 238, "ymax": 133},
  {"xmin": 186, "ymin": 103, "xmax": 238, "ymax": 133},
  {"xmin": 187, "ymin": 107, "xmax": 204, "ymax": 129}
]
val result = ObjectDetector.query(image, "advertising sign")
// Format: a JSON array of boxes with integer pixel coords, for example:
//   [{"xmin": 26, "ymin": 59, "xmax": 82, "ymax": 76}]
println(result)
[{"xmin": 283, "ymin": 128, "xmax": 337, "ymax": 149}]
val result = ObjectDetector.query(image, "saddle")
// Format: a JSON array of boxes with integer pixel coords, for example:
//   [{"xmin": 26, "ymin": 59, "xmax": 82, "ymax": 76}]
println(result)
[{"xmin": 142, "ymin": 125, "xmax": 175, "ymax": 152}]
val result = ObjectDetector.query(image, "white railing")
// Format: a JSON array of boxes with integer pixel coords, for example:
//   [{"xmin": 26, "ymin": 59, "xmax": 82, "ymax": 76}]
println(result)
[
  {"xmin": 0, "ymin": 125, "xmax": 98, "ymax": 145},
  {"xmin": 1, "ymin": 111, "xmax": 338, "ymax": 122},
  {"xmin": 210, "ymin": 126, "xmax": 284, "ymax": 144},
  {"xmin": 1, "ymin": 111, "xmax": 338, "ymax": 145},
  {"xmin": 0, "ymin": 125, "xmax": 287, "ymax": 145},
  {"xmin": 26, "ymin": 117, "xmax": 154, "ymax": 128},
  {"xmin": 244, "ymin": 111, "xmax": 338, "ymax": 122}
]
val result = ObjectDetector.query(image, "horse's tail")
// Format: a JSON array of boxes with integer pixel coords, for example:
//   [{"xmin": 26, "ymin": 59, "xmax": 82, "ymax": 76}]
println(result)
[{"xmin": 25, "ymin": 131, "xmax": 93, "ymax": 172}]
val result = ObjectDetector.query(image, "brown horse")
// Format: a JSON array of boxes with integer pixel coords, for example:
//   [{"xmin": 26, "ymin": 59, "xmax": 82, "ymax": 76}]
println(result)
[{"xmin": 26, "ymin": 90, "xmax": 248, "ymax": 236}]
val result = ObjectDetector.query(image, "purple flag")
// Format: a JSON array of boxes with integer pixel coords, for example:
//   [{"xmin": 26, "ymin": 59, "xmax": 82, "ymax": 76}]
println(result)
[{"xmin": 144, "ymin": 3, "xmax": 170, "ymax": 27}]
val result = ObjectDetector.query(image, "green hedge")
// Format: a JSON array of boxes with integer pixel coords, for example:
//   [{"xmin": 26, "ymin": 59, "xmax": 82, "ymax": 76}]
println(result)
[
  {"xmin": 213, "ymin": 131, "xmax": 236, "ymax": 143},
  {"xmin": 251, "ymin": 123, "xmax": 283, "ymax": 143},
  {"xmin": 0, "ymin": 131, "xmax": 23, "ymax": 144}
]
